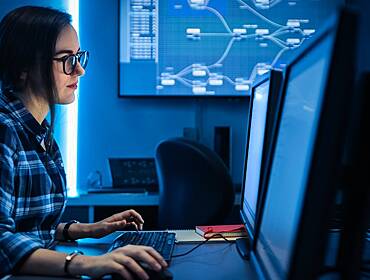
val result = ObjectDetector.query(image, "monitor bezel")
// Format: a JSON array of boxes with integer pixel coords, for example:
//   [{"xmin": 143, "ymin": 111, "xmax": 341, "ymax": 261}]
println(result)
[
  {"xmin": 253, "ymin": 9, "xmax": 358, "ymax": 279},
  {"xmin": 289, "ymin": 10, "xmax": 357, "ymax": 278},
  {"xmin": 239, "ymin": 68, "xmax": 284, "ymax": 249}
]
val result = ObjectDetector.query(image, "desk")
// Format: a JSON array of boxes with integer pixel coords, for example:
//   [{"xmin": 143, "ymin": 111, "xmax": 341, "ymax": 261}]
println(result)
[
  {"xmin": 6, "ymin": 231, "xmax": 258, "ymax": 280},
  {"xmin": 66, "ymin": 193, "xmax": 241, "ymax": 223},
  {"xmin": 66, "ymin": 193, "xmax": 159, "ymax": 223}
]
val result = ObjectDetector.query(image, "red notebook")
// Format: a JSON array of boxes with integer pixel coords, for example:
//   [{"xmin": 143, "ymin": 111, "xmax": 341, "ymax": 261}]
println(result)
[{"xmin": 195, "ymin": 224, "xmax": 247, "ymax": 238}]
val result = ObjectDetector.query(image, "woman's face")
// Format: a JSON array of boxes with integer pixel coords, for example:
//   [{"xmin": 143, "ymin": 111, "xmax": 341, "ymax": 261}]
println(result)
[{"xmin": 53, "ymin": 24, "xmax": 85, "ymax": 104}]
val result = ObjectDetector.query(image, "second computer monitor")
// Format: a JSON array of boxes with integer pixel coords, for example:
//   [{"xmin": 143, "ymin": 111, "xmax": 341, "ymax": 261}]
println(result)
[
  {"xmin": 255, "ymin": 8, "xmax": 357, "ymax": 280},
  {"xmin": 240, "ymin": 69, "xmax": 283, "ymax": 246}
]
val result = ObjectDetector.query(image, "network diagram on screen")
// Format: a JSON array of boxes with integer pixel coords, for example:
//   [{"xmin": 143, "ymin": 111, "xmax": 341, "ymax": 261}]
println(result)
[{"xmin": 119, "ymin": 0, "xmax": 341, "ymax": 97}]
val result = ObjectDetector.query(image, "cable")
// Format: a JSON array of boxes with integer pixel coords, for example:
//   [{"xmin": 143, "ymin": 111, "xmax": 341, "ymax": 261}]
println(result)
[{"xmin": 172, "ymin": 233, "xmax": 233, "ymax": 258}]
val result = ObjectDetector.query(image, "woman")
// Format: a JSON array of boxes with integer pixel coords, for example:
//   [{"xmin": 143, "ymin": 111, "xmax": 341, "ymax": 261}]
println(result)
[{"xmin": 0, "ymin": 6, "xmax": 167, "ymax": 279}]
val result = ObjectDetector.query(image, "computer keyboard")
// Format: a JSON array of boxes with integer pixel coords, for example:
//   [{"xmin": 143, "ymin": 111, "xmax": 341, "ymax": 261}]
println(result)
[{"xmin": 108, "ymin": 231, "xmax": 176, "ymax": 262}]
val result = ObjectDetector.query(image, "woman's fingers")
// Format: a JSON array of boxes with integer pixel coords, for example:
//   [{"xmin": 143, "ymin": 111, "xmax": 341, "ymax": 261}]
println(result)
[
  {"xmin": 144, "ymin": 246, "xmax": 168, "ymax": 268},
  {"xmin": 116, "ymin": 245, "xmax": 167, "ymax": 271},
  {"xmin": 110, "ymin": 262, "xmax": 135, "ymax": 280},
  {"xmin": 126, "ymin": 210, "xmax": 145, "ymax": 229},
  {"xmin": 112, "ymin": 253, "xmax": 149, "ymax": 280},
  {"xmin": 93, "ymin": 245, "xmax": 167, "ymax": 280},
  {"xmin": 119, "ymin": 210, "xmax": 144, "ymax": 230},
  {"xmin": 106, "ymin": 209, "xmax": 144, "ymax": 228}
]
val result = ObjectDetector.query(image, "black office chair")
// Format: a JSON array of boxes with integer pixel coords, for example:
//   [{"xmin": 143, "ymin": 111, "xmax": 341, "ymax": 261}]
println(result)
[{"xmin": 155, "ymin": 137, "xmax": 235, "ymax": 229}]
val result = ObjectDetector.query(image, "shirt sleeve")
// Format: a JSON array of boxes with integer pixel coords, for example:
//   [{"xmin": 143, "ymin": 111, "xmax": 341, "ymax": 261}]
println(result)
[{"xmin": 0, "ymin": 123, "xmax": 43, "ymax": 276}]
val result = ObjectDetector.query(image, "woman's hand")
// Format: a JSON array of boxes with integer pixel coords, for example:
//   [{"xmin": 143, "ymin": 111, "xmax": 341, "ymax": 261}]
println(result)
[
  {"xmin": 70, "ymin": 245, "xmax": 168, "ymax": 280},
  {"xmin": 86, "ymin": 209, "xmax": 144, "ymax": 239}
]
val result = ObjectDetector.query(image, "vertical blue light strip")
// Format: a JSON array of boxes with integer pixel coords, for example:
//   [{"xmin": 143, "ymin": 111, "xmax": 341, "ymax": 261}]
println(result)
[{"xmin": 66, "ymin": 0, "xmax": 79, "ymax": 197}]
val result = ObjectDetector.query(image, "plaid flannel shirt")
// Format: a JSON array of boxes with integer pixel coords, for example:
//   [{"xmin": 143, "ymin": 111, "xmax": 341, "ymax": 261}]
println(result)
[{"xmin": 0, "ymin": 90, "xmax": 67, "ymax": 276}]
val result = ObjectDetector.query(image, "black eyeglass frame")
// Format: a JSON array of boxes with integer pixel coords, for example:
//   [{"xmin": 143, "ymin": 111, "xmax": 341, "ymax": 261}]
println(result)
[{"xmin": 53, "ymin": 50, "xmax": 89, "ymax": 75}]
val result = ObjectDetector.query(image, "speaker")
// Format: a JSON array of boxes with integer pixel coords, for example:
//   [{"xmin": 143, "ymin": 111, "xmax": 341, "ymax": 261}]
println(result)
[{"xmin": 214, "ymin": 126, "xmax": 231, "ymax": 170}]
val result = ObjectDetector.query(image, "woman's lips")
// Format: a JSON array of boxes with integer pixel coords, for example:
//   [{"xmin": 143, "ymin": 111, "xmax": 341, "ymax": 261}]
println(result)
[{"xmin": 67, "ymin": 83, "xmax": 78, "ymax": 89}]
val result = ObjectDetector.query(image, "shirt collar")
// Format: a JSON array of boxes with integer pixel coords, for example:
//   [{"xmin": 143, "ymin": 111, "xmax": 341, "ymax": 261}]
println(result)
[{"xmin": 0, "ymin": 89, "xmax": 50, "ymax": 138}]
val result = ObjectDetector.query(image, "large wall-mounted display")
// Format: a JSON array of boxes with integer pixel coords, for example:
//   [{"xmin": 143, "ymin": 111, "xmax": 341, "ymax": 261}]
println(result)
[{"xmin": 119, "ymin": 0, "xmax": 343, "ymax": 97}]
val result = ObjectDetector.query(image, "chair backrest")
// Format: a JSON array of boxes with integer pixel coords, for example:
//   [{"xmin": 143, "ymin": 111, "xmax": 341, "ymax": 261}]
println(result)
[{"xmin": 155, "ymin": 137, "xmax": 235, "ymax": 229}]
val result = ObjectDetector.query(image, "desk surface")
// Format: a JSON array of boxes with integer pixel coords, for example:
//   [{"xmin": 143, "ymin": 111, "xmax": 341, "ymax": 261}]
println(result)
[{"xmin": 6, "ymin": 231, "xmax": 258, "ymax": 280}]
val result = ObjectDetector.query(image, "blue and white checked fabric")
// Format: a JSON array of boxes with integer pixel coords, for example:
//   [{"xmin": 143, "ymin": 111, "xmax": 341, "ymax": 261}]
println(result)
[{"xmin": 0, "ymin": 90, "xmax": 67, "ymax": 276}]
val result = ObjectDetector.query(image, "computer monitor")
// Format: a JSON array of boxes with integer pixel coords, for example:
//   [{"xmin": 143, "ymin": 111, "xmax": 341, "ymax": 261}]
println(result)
[
  {"xmin": 239, "ymin": 69, "xmax": 284, "ymax": 248},
  {"xmin": 254, "ymin": 9, "xmax": 357, "ymax": 279},
  {"xmin": 118, "ymin": 0, "xmax": 340, "ymax": 97},
  {"xmin": 109, "ymin": 158, "xmax": 159, "ymax": 192}
]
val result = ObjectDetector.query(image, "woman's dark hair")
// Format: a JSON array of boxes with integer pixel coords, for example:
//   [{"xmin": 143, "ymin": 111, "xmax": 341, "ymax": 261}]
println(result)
[{"xmin": 0, "ymin": 6, "xmax": 72, "ymax": 150}]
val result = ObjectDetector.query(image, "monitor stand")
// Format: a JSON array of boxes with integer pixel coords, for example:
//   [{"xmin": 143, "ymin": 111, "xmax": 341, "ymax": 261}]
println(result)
[{"xmin": 235, "ymin": 237, "xmax": 251, "ymax": 260}]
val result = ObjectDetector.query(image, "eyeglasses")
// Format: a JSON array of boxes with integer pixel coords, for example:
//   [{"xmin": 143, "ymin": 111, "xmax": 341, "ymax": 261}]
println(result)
[{"xmin": 53, "ymin": 50, "xmax": 89, "ymax": 75}]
